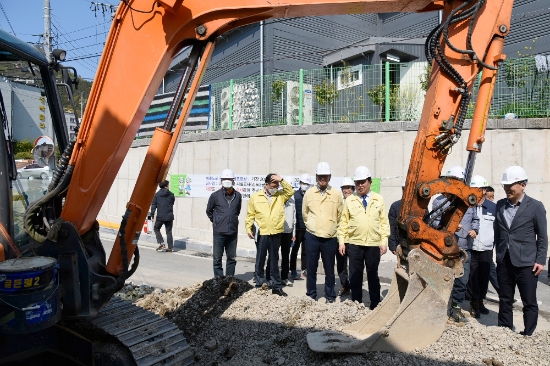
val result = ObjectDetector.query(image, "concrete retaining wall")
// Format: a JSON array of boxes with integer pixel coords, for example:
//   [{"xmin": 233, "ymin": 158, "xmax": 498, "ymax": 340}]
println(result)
[{"xmin": 98, "ymin": 119, "xmax": 550, "ymax": 257}]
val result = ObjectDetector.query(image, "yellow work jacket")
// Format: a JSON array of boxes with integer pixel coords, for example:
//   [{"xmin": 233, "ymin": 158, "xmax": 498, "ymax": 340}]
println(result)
[
  {"xmin": 245, "ymin": 179, "xmax": 294, "ymax": 236},
  {"xmin": 337, "ymin": 191, "xmax": 390, "ymax": 247},
  {"xmin": 302, "ymin": 185, "xmax": 343, "ymax": 238}
]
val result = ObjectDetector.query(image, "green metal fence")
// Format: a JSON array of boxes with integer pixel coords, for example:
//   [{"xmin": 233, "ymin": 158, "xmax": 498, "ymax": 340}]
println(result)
[{"xmin": 208, "ymin": 56, "xmax": 550, "ymax": 131}]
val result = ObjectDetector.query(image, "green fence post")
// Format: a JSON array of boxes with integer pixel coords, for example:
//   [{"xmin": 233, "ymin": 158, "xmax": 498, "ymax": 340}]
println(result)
[
  {"xmin": 299, "ymin": 69, "xmax": 304, "ymax": 126},
  {"xmin": 229, "ymin": 79, "xmax": 234, "ymax": 130},
  {"xmin": 385, "ymin": 61, "xmax": 390, "ymax": 122}
]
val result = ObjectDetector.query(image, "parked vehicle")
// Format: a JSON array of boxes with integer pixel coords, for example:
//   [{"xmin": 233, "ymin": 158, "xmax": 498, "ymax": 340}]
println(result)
[{"xmin": 16, "ymin": 163, "xmax": 50, "ymax": 180}]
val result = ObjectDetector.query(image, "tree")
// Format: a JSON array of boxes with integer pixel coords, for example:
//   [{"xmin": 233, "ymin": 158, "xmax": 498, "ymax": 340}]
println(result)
[{"xmin": 13, "ymin": 138, "xmax": 34, "ymax": 160}]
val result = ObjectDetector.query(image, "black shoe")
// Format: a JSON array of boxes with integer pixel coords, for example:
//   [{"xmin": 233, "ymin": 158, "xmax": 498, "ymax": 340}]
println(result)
[
  {"xmin": 326, "ymin": 298, "xmax": 335, "ymax": 304},
  {"xmin": 165, "ymin": 249, "xmax": 172, "ymax": 253},
  {"xmin": 272, "ymin": 288, "xmax": 287, "ymax": 297},
  {"xmin": 469, "ymin": 301, "xmax": 480, "ymax": 318},
  {"xmin": 448, "ymin": 306, "xmax": 468, "ymax": 323},
  {"xmin": 338, "ymin": 287, "xmax": 351, "ymax": 297},
  {"xmin": 479, "ymin": 300, "xmax": 489, "ymax": 315}
]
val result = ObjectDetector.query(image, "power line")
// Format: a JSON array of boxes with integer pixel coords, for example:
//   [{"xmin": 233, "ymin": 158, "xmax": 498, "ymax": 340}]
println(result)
[
  {"xmin": 64, "ymin": 41, "xmax": 105, "ymax": 51},
  {"xmin": 55, "ymin": 30, "xmax": 109, "ymax": 44},
  {"xmin": 65, "ymin": 53, "xmax": 102, "ymax": 61},
  {"xmin": 53, "ymin": 20, "xmax": 112, "ymax": 36},
  {"xmin": 51, "ymin": 20, "xmax": 98, "ymax": 73},
  {"xmin": 0, "ymin": 3, "xmax": 16, "ymax": 36}
]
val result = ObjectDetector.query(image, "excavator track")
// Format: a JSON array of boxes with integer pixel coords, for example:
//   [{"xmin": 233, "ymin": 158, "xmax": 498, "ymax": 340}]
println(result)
[{"xmin": 91, "ymin": 297, "xmax": 194, "ymax": 366}]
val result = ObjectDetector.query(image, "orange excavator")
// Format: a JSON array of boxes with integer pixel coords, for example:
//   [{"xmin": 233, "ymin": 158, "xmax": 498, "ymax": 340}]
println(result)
[{"xmin": 0, "ymin": 0, "xmax": 513, "ymax": 363}]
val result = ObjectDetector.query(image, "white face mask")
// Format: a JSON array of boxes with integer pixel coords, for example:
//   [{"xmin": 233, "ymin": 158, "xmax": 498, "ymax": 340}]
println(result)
[
  {"xmin": 300, "ymin": 184, "xmax": 310, "ymax": 191},
  {"xmin": 221, "ymin": 180, "xmax": 233, "ymax": 189},
  {"xmin": 267, "ymin": 187, "xmax": 278, "ymax": 195}
]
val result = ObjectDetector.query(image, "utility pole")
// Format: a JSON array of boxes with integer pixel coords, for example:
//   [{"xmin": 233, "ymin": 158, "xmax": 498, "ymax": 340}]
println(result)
[{"xmin": 43, "ymin": 0, "xmax": 51, "ymax": 62}]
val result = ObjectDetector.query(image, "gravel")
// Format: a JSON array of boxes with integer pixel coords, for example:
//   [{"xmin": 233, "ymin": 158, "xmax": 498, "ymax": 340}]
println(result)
[{"xmin": 116, "ymin": 277, "xmax": 550, "ymax": 365}]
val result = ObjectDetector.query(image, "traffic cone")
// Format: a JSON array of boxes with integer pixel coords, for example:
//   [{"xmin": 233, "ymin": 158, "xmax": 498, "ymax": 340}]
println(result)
[{"xmin": 143, "ymin": 220, "xmax": 148, "ymax": 233}]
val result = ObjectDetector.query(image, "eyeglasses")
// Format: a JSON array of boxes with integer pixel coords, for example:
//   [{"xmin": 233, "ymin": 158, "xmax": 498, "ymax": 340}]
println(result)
[{"xmin": 501, "ymin": 181, "xmax": 524, "ymax": 189}]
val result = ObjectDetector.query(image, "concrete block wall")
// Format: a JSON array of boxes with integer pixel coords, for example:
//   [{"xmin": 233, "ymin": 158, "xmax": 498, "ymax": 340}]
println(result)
[{"xmin": 99, "ymin": 119, "xmax": 550, "ymax": 257}]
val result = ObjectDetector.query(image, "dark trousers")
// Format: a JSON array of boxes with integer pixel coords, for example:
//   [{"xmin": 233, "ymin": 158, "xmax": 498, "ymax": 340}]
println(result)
[
  {"xmin": 336, "ymin": 243, "xmax": 350, "ymax": 288},
  {"xmin": 497, "ymin": 252, "xmax": 539, "ymax": 336},
  {"xmin": 154, "ymin": 220, "xmax": 173, "ymax": 249},
  {"xmin": 348, "ymin": 245, "xmax": 381, "ymax": 309},
  {"xmin": 451, "ymin": 249, "xmax": 471, "ymax": 305},
  {"xmin": 489, "ymin": 259, "xmax": 499, "ymax": 295},
  {"xmin": 255, "ymin": 234, "xmax": 282, "ymax": 290},
  {"xmin": 212, "ymin": 233, "xmax": 238, "ymax": 277},
  {"xmin": 280, "ymin": 233, "xmax": 293, "ymax": 281},
  {"xmin": 305, "ymin": 231, "xmax": 337, "ymax": 301},
  {"xmin": 468, "ymin": 250, "xmax": 493, "ymax": 301},
  {"xmin": 290, "ymin": 229, "xmax": 306, "ymax": 271}
]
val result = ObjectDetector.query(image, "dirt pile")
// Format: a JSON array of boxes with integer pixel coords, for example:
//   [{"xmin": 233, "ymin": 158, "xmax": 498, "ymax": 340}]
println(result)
[{"xmin": 120, "ymin": 279, "xmax": 550, "ymax": 366}]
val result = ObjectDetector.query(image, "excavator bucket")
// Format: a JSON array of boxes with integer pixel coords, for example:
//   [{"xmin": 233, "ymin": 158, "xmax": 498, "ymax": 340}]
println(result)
[{"xmin": 307, "ymin": 248, "xmax": 461, "ymax": 353}]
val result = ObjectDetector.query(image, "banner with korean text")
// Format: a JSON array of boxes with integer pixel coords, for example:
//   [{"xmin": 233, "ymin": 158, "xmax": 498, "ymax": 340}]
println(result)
[{"xmin": 169, "ymin": 174, "xmax": 380, "ymax": 199}]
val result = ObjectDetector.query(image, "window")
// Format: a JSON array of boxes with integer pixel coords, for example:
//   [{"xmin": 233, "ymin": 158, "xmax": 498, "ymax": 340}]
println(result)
[{"xmin": 337, "ymin": 65, "xmax": 363, "ymax": 90}]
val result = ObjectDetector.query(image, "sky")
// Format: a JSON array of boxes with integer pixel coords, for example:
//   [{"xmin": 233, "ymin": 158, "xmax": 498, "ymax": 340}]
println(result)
[{"xmin": 0, "ymin": 0, "xmax": 118, "ymax": 80}]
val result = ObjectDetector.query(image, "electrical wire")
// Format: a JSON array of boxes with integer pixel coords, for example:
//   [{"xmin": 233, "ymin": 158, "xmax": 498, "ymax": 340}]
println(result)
[
  {"xmin": 0, "ymin": 3, "xmax": 16, "ymax": 36},
  {"xmin": 121, "ymin": 0, "xmax": 157, "ymax": 14},
  {"xmin": 51, "ymin": 18, "xmax": 99, "ymax": 72}
]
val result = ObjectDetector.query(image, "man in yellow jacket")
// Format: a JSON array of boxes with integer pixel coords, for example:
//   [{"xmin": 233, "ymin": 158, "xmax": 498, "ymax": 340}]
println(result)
[
  {"xmin": 246, "ymin": 173, "xmax": 294, "ymax": 296},
  {"xmin": 337, "ymin": 166, "xmax": 390, "ymax": 309},
  {"xmin": 303, "ymin": 162, "xmax": 343, "ymax": 303}
]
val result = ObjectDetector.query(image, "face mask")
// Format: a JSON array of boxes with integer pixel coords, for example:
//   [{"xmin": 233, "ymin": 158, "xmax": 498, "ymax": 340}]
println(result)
[
  {"xmin": 267, "ymin": 187, "xmax": 278, "ymax": 195},
  {"xmin": 221, "ymin": 180, "xmax": 233, "ymax": 189},
  {"xmin": 300, "ymin": 184, "xmax": 310, "ymax": 191}
]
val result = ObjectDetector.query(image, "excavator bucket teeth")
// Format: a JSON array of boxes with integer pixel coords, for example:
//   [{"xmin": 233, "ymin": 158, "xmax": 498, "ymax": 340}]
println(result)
[{"xmin": 307, "ymin": 249, "xmax": 458, "ymax": 353}]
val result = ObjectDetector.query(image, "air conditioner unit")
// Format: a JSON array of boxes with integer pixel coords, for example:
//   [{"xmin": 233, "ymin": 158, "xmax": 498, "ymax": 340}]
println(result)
[
  {"xmin": 233, "ymin": 81, "xmax": 259, "ymax": 128},
  {"xmin": 286, "ymin": 81, "xmax": 312, "ymax": 125},
  {"xmin": 220, "ymin": 86, "xmax": 230, "ymax": 129}
]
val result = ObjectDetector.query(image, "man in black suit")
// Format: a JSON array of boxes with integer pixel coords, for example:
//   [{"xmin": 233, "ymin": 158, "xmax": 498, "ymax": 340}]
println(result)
[{"xmin": 494, "ymin": 166, "xmax": 548, "ymax": 336}]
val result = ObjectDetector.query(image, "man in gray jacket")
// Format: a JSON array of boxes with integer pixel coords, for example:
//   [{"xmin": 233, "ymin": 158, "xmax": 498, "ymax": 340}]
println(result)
[
  {"xmin": 467, "ymin": 175, "xmax": 497, "ymax": 318},
  {"xmin": 206, "ymin": 169, "xmax": 242, "ymax": 277},
  {"xmin": 494, "ymin": 166, "xmax": 548, "ymax": 336},
  {"xmin": 431, "ymin": 166, "xmax": 479, "ymax": 323}
]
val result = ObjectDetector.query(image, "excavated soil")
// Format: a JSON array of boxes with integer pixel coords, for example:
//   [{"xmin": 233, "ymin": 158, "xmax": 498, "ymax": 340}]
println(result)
[{"xmin": 117, "ymin": 278, "xmax": 550, "ymax": 365}]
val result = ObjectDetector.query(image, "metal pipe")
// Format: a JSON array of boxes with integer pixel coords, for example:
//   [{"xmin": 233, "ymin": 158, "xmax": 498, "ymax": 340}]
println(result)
[
  {"xmin": 162, "ymin": 44, "xmax": 202, "ymax": 131},
  {"xmin": 260, "ymin": 21, "xmax": 264, "ymax": 125},
  {"xmin": 464, "ymin": 151, "xmax": 477, "ymax": 185}
]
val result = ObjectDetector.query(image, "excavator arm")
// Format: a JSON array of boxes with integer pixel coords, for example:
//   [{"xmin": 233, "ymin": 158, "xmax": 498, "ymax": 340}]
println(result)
[{"xmin": 7, "ymin": 0, "xmax": 514, "ymax": 358}]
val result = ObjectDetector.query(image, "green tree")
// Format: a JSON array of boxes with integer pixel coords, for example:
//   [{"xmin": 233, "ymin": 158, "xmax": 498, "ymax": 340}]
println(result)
[
  {"xmin": 57, "ymin": 74, "xmax": 93, "ymax": 116},
  {"xmin": 13, "ymin": 138, "xmax": 34, "ymax": 160},
  {"xmin": 313, "ymin": 78, "xmax": 338, "ymax": 122}
]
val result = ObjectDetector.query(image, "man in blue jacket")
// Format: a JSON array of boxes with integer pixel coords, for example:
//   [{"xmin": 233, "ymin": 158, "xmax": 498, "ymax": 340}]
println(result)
[
  {"xmin": 494, "ymin": 166, "xmax": 547, "ymax": 336},
  {"xmin": 151, "ymin": 180, "xmax": 176, "ymax": 252},
  {"xmin": 206, "ymin": 169, "xmax": 242, "ymax": 277},
  {"xmin": 431, "ymin": 166, "xmax": 479, "ymax": 323}
]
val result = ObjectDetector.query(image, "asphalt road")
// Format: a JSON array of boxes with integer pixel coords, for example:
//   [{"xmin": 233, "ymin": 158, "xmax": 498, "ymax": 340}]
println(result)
[{"xmin": 100, "ymin": 230, "xmax": 550, "ymax": 331}]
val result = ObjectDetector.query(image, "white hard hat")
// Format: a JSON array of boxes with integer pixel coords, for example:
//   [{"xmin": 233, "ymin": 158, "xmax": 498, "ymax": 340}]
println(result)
[
  {"xmin": 299, "ymin": 173, "xmax": 311, "ymax": 184},
  {"xmin": 354, "ymin": 166, "xmax": 372, "ymax": 180},
  {"xmin": 341, "ymin": 177, "xmax": 355, "ymax": 187},
  {"xmin": 221, "ymin": 169, "xmax": 235, "ymax": 179},
  {"xmin": 284, "ymin": 176, "xmax": 294, "ymax": 184},
  {"xmin": 470, "ymin": 175, "xmax": 489, "ymax": 188},
  {"xmin": 446, "ymin": 166, "xmax": 465, "ymax": 180},
  {"xmin": 316, "ymin": 162, "xmax": 331, "ymax": 175},
  {"xmin": 500, "ymin": 166, "xmax": 528, "ymax": 185}
]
